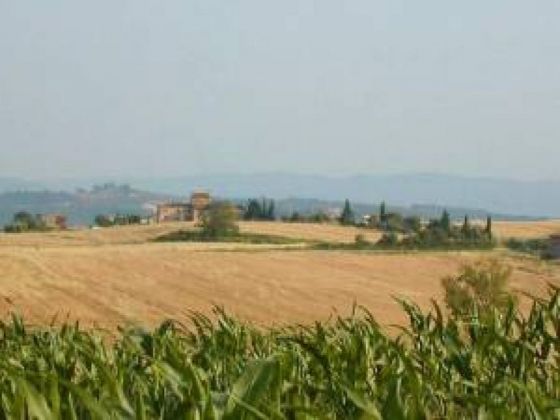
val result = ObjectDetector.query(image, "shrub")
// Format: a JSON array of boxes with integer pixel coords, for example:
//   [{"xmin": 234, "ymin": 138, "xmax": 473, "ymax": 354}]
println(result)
[
  {"xmin": 353, "ymin": 234, "xmax": 372, "ymax": 249},
  {"xmin": 200, "ymin": 200, "xmax": 240, "ymax": 238},
  {"xmin": 506, "ymin": 238, "xmax": 549, "ymax": 258},
  {"xmin": 377, "ymin": 232, "xmax": 399, "ymax": 247},
  {"xmin": 3, "ymin": 212, "xmax": 48, "ymax": 233},
  {"xmin": 403, "ymin": 215, "xmax": 422, "ymax": 233},
  {"xmin": 441, "ymin": 259, "xmax": 517, "ymax": 320},
  {"xmin": 243, "ymin": 198, "xmax": 275, "ymax": 221}
]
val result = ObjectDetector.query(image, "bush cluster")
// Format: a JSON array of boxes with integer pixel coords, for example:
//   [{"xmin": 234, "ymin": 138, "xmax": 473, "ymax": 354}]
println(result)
[
  {"xmin": 3, "ymin": 212, "xmax": 49, "ymax": 233},
  {"xmin": 506, "ymin": 237, "xmax": 551, "ymax": 258},
  {"xmin": 376, "ymin": 212, "xmax": 494, "ymax": 250},
  {"xmin": 242, "ymin": 198, "xmax": 275, "ymax": 221},
  {"xmin": 94, "ymin": 213, "xmax": 142, "ymax": 227}
]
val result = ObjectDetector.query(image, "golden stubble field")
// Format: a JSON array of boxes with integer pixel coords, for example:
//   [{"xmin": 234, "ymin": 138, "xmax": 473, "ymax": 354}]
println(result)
[
  {"xmin": 0, "ymin": 221, "xmax": 383, "ymax": 247},
  {"xmin": 0, "ymin": 220, "xmax": 559, "ymax": 329}
]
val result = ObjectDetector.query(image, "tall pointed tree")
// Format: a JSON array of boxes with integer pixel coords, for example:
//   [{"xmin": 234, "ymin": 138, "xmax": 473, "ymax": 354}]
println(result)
[
  {"xmin": 267, "ymin": 200, "xmax": 275, "ymax": 221},
  {"xmin": 441, "ymin": 210, "xmax": 451, "ymax": 232},
  {"xmin": 340, "ymin": 199, "xmax": 355, "ymax": 226},
  {"xmin": 485, "ymin": 215, "xmax": 493, "ymax": 238},
  {"xmin": 379, "ymin": 202, "xmax": 387, "ymax": 222},
  {"xmin": 462, "ymin": 215, "xmax": 470, "ymax": 234}
]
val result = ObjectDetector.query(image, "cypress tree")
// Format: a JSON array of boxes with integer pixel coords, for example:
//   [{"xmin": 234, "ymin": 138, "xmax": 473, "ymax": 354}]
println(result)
[
  {"xmin": 244, "ymin": 199, "xmax": 263, "ymax": 220},
  {"xmin": 486, "ymin": 215, "xmax": 493, "ymax": 238},
  {"xmin": 262, "ymin": 198, "xmax": 267, "ymax": 219},
  {"xmin": 267, "ymin": 200, "xmax": 275, "ymax": 221},
  {"xmin": 380, "ymin": 202, "xmax": 387, "ymax": 222},
  {"xmin": 340, "ymin": 199, "xmax": 355, "ymax": 226},
  {"xmin": 441, "ymin": 210, "xmax": 451, "ymax": 232},
  {"xmin": 462, "ymin": 215, "xmax": 470, "ymax": 234}
]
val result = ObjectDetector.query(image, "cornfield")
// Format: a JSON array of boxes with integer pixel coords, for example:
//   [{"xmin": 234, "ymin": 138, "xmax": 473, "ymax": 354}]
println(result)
[{"xmin": 0, "ymin": 289, "xmax": 559, "ymax": 419}]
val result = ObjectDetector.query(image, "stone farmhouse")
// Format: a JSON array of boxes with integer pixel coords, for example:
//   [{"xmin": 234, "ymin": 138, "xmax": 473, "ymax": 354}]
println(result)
[{"xmin": 156, "ymin": 191, "xmax": 211, "ymax": 223}]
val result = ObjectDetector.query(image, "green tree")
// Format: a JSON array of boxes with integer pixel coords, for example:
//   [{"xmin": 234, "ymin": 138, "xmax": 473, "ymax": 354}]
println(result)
[
  {"xmin": 309, "ymin": 212, "xmax": 330, "ymax": 223},
  {"xmin": 485, "ymin": 215, "xmax": 493, "ymax": 238},
  {"xmin": 379, "ymin": 202, "xmax": 387, "ymax": 222},
  {"xmin": 403, "ymin": 215, "xmax": 421, "ymax": 233},
  {"xmin": 441, "ymin": 259, "xmax": 516, "ymax": 320},
  {"xmin": 244, "ymin": 198, "xmax": 275, "ymax": 221},
  {"xmin": 14, "ymin": 212, "xmax": 38, "ymax": 228},
  {"xmin": 201, "ymin": 201, "xmax": 240, "ymax": 238},
  {"xmin": 262, "ymin": 198, "xmax": 268, "ymax": 218},
  {"xmin": 289, "ymin": 212, "xmax": 304, "ymax": 222},
  {"xmin": 243, "ymin": 199, "xmax": 261, "ymax": 220},
  {"xmin": 5, "ymin": 212, "xmax": 45, "ymax": 232},
  {"xmin": 461, "ymin": 215, "xmax": 470, "ymax": 234},
  {"xmin": 377, "ymin": 232, "xmax": 399, "ymax": 247},
  {"xmin": 385, "ymin": 213, "xmax": 405, "ymax": 232},
  {"xmin": 267, "ymin": 200, "xmax": 275, "ymax": 221},
  {"xmin": 440, "ymin": 210, "xmax": 451, "ymax": 232},
  {"xmin": 339, "ymin": 199, "xmax": 355, "ymax": 226},
  {"xmin": 95, "ymin": 214, "xmax": 113, "ymax": 227}
]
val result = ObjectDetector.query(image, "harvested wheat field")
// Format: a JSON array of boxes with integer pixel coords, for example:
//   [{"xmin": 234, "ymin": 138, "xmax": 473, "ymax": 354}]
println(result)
[
  {"xmin": 0, "ymin": 226, "xmax": 558, "ymax": 329},
  {"xmin": 0, "ymin": 219, "xmax": 557, "ymax": 249},
  {"xmin": 0, "ymin": 223, "xmax": 194, "ymax": 247},
  {"xmin": 240, "ymin": 221, "xmax": 383, "ymax": 243},
  {"xmin": 0, "ymin": 220, "xmax": 559, "ymax": 329},
  {"xmin": 493, "ymin": 219, "xmax": 560, "ymax": 239},
  {"xmin": 0, "ymin": 221, "xmax": 380, "ymax": 248}
]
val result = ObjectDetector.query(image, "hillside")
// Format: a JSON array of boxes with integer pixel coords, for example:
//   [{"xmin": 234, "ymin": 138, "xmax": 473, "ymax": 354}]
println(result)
[{"xmin": 0, "ymin": 184, "xmax": 177, "ymax": 226}]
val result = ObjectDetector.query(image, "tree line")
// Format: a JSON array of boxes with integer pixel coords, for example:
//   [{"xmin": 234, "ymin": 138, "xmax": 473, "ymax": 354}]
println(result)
[
  {"xmin": 242, "ymin": 198, "xmax": 276, "ymax": 221},
  {"xmin": 3, "ymin": 212, "xmax": 50, "ymax": 233},
  {"xmin": 94, "ymin": 214, "xmax": 142, "ymax": 227}
]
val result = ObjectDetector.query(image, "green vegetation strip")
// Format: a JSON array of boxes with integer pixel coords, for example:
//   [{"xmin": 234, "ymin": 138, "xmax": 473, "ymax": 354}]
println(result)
[
  {"xmin": 154, "ymin": 229, "xmax": 303, "ymax": 245},
  {"xmin": 312, "ymin": 240, "xmax": 496, "ymax": 252},
  {"xmin": 0, "ymin": 285, "xmax": 559, "ymax": 418}
]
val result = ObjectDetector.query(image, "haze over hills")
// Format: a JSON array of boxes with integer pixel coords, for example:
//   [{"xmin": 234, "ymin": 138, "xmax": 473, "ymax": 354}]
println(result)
[
  {"xmin": 52, "ymin": 173, "xmax": 559, "ymax": 219},
  {"xmin": 0, "ymin": 177, "xmax": 44, "ymax": 192},
  {"xmin": 0, "ymin": 184, "xmax": 176, "ymax": 226},
  {"xmin": 0, "ymin": 173, "xmax": 558, "ymax": 222},
  {"xmin": 129, "ymin": 173, "xmax": 560, "ymax": 218},
  {"xmin": 0, "ymin": 186, "xmax": 533, "ymax": 227}
]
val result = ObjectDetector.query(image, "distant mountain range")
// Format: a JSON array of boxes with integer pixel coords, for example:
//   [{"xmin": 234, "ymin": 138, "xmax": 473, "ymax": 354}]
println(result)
[
  {"xmin": 0, "ymin": 173, "xmax": 557, "ymax": 224},
  {"xmin": 125, "ymin": 173, "xmax": 560, "ymax": 218}
]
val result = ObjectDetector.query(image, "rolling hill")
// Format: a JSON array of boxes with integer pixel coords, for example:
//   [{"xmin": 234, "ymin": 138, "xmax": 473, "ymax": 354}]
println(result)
[{"xmin": 0, "ymin": 184, "xmax": 176, "ymax": 226}]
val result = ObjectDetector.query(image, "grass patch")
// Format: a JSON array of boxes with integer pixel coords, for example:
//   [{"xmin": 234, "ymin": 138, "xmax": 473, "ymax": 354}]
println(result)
[
  {"xmin": 311, "ymin": 240, "xmax": 496, "ymax": 252},
  {"xmin": 505, "ymin": 237, "xmax": 551, "ymax": 258},
  {"xmin": 154, "ymin": 229, "xmax": 304, "ymax": 245}
]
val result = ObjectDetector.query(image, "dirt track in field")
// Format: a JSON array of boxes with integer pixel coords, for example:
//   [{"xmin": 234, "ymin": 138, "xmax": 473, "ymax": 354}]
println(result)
[{"xmin": 0, "ymin": 221, "xmax": 558, "ymax": 329}]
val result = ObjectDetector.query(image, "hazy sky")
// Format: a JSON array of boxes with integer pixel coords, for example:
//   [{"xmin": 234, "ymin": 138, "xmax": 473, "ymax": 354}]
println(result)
[{"xmin": 1, "ymin": 1, "xmax": 559, "ymax": 181}]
